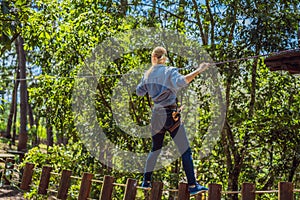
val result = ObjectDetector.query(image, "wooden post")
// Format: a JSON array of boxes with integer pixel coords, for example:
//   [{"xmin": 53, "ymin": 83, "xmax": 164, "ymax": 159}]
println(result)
[
  {"xmin": 195, "ymin": 193, "xmax": 203, "ymax": 200},
  {"xmin": 3, "ymin": 158, "xmax": 15, "ymax": 185},
  {"xmin": 150, "ymin": 181, "xmax": 163, "ymax": 200},
  {"xmin": 20, "ymin": 163, "xmax": 35, "ymax": 191},
  {"xmin": 178, "ymin": 182, "xmax": 189, "ymax": 200},
  {"xmin": 99, "ymin": 175, "xmax": 114, "ymax": 200},
  {"xmin": 241, "ymin": 183, "xmax": 255, "ymax": 200},
  {"xmin": 38, "ymin": 166, "xmax": 52, "ymax": 195},
  {"xmin": 78, "ymin": 172, "xmax": 93, "ymax": 200},
  {"xmin": 57, "ymin": 170, "xmax": 72, "ymax": 200},
  {"xmin": 278, "ymin": 182, "xmax": 293, "ymax": 200},
  {"xmin": 208, "ymin": 184, "xmax": 222, "ymax": 200},
  {"xmin": 123, "ymin": 178, "xmax": 137, "ymax": 200}
]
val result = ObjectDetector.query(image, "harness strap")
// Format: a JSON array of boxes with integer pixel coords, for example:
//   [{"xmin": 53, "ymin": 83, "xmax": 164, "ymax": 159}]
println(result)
[
  {"xmin": 168, "ymin": 119, "xmax": 181, "ymax": 133},
  {"xmin": 169, "ymin": 104, "xmax": 184, "ymax": 132}
]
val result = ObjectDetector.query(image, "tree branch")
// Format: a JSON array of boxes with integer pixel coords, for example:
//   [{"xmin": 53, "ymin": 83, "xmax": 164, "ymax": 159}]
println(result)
[
  {"xmin": 0, "ymin": 32, "xmax": 20, "ymax": 56},
  {"xmin": 228, "ymin": 4, "xmax": 237, "ymax": 44},
  {"xmin": 205, "ymin": 0, "xmax": 215, "ymax": 48},
  {"xmin": 127, "ymin": 3, "xmax": 198, "ymax": 25},
  {"xmin": 191, "ymin": 0, "xmax": 207, "ymax": 45}
]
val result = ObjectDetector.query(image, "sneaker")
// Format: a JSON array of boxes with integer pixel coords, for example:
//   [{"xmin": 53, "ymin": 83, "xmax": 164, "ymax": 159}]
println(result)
[
  {"xmin": 188, "ymin": 183, "xmax": 208, "ymax": 196},
  {"xmin": 141, "ymin": 181, "xmax": 152, "ymax": 190}
]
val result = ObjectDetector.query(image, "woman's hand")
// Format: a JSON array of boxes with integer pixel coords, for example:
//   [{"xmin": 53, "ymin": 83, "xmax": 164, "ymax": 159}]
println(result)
[{"xmin": 196, "ymin": 62, "xmax": 211, "ymax": 73}]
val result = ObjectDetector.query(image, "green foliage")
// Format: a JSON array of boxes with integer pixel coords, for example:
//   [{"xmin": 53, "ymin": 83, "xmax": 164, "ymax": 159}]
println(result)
[
  {"xmin": 21, "ymin": 142, "xmax": 100, "ymax": 199},
  {"xmin": 0, "ymin": 0, "xmax": 32, "ymax": 54}
]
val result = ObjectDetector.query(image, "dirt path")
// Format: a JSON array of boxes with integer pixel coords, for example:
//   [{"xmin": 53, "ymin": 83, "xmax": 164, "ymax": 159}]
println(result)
[{"xmin": 0, "ymin": 186, "xmax": 25, "ymax": 200}]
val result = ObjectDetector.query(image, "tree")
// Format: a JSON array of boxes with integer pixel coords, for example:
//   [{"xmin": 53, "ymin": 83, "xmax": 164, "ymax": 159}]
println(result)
[
  {"xmin": 16, "ymin": 35, "xmax": 28, "ymax": 151},
  {"xmin": 1, "ymin": 1, "xmax": 31, "ymax": 151}
]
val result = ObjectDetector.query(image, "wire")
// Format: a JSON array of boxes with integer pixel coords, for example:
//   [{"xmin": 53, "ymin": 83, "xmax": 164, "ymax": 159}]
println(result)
[
  {"xmin": 179, "ymin": 48, "xmax": 300, "ymax": 71},
  {"xmin": 1, "ymin": 48, "xmax": 299, "ymax": 82}
]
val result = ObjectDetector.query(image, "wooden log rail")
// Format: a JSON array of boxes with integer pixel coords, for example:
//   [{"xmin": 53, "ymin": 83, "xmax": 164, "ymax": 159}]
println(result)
[{"xmin": 2, "ymin": 160, "xmax": 300, "ymax": 200}]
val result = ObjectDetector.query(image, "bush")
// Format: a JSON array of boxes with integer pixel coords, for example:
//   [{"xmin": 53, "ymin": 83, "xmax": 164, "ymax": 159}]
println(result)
[{"xmin": 20, "ymin": 142, "xmax": 103, "ymax": 199}]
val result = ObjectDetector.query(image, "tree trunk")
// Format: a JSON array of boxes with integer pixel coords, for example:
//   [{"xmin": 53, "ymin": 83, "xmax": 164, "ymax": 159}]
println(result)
[
  {"xmin": 249, "ymin": 57, "xmax": 259, "ymax": 117},
  {"xmin": 224, "ymin": 71, "xmax": 241, "ymax": 200},
  {"xmin": 27, "ymin": 92, "xmax": 34, "ymax": 128},
  {"xmin": 27, "ymin": 96, "xmax": 35, "ymax": 146},
  {"xmin": 228, "ymin": 170, "xmax": 240, "ymax": 200},
  {"xmin": 12, "ymin": 89, "xmax": 18, "ymax": 146},
  {"xmin": 191, "ymin": 0, "xmax": 207, "ymax": 45},
  {"xmin": 16, "ymin": 36, "xmax": 28, "ymax": 152},
  {"xmin": 120, "ymin": 0, "xmax": 127, "ymax": 16},
  {"xmin": 288, "ymin": 156, "xmax": 300, "ymax": 182},
  {"xmin": 32, "ymin": 115, "xmax": 39, "ymax": 146},
  {"xmin": 46, "ymin": 116, "xmax": 54, "ymax": 147},
  {"xmin": 57, "ymin": 118, "xmax": 64, "ymax": 145},
  {"xmin": 149, "ymin": 0, "xmax": 156, "ymax": 26},
  {"xmin": 5, "ymin": 73, "xmax": 19, "ymax": 139},
  {"xmin": 56, "ymin": 132, "xmax": 63, "ymax": 145}
]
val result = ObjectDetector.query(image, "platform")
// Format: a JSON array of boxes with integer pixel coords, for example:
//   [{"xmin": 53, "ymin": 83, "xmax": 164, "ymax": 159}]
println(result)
[{"xmin": 265, "ymin": 49, "xmax": 300, "ymax": 74}]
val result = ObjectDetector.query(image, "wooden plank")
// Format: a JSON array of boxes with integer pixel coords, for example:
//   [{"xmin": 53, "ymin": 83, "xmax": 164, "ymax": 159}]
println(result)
[
  {"xmin": 7, "ymin": 150, "xmax": 25, "ymax": 161},
  {"xmin": 6, "ymin": 150, "xmax": 25, "ymax": 156},
  {"xmin": 0, "ymin": 154, "xmax": 15, "ymax": 158},
  {"xmin": 278, "ymin": 182, "xmax": 293, "ymax": 200},
  {"xmin": 57, "ymin": 170, "xmax": 72, "ymax": 200},
  {"xmin": 150, "ymin": 181, "xmax": 163, "ymax": 200},
  {"xmin": 241, "ymin": 183, "xmax": 255, "ymax": 200},
  {"xmin": 265, "ymin": 62, "xmax": 300, "ymax": 68},
  {"xmin": 208, "ymin": 184, "xmax": 222, "ymax": 200},
  {"xmin": 38, "ymin": 166, "xmax": 52, "ymax": 195},
  {"xmin": 123, "ymin": 178, "xmax": 137, "ymax": 200},
  {"xmin": 78, "ymin": 172, "xmax": 93, "ymax": 200},
  {"xmin": 265, "ymin": 51, "xmax": 300, "ymax": 61},
  {"xmin": 99, "ymin": 175, "xmax": 114, "ymax": 200},
  {"xmin": 265, "ymin": 55, "xmax": 300, "ymax": 74},
  {"xmin": 20, "ymin": 163, "xmax": 35, "ymax": 191}
]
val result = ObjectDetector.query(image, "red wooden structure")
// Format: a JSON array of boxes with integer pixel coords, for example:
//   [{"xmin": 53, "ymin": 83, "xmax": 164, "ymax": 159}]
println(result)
[
  {"xmin": 265, "ymin": 26, "xmax": 300, "ymax": 74},
  {"xmin": 265, "ymin": 49, "xmax": 300, "ymax": 74},
  {"xmin": 2, "ymin": 159, "xmax": 299, "ymax": 200}
]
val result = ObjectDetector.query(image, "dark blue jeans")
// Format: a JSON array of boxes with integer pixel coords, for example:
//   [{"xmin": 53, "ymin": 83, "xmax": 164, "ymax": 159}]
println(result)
[{"xmin": 143, "ymin": 108, "xmax": 197, "ymax": 185}]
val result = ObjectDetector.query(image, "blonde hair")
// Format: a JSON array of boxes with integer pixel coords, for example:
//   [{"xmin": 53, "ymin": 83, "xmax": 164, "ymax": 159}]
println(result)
[{"xmin": 145, "ymin": 46, "xmax": 167, "ymax": 78}]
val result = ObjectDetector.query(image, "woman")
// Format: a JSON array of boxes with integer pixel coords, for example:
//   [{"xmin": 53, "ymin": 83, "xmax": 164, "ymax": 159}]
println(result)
[{"xmin": 136, "ymin": 46, "xmax": 210, "ymax": 196}]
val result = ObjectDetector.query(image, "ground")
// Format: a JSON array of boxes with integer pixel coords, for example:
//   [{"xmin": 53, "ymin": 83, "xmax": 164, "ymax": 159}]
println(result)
[
  {"xmin": 0, "ymin": 185, "xmax": 24, "ymax": 200},
  {"xmin": 0, "ymin": 137, "xmax": 24, "ymax": 199}
]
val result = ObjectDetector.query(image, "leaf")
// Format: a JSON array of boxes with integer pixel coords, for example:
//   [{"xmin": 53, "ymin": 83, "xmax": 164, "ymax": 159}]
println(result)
[
  {"xmin": 44, "ymin": 31, "xmax": 50, "ymax": 40},
  {"xmin": 15, "ymin": 0, "xmax": 27, "ymax": 6}
]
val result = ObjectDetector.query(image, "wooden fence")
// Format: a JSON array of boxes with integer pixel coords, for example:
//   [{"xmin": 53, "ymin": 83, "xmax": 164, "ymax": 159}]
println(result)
[{"xmin": 1, "ymin": 159, "xmax": 299, "ymax": 200}]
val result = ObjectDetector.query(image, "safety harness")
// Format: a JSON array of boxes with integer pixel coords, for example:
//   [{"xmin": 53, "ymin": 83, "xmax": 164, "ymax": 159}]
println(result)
[
  {"xmin": 147, "ymin": 93, "xmax": 183, "ymax": 133},
  {"xmin": 169, "ymin": 105, "xmax": 183, "ymax": 132}
]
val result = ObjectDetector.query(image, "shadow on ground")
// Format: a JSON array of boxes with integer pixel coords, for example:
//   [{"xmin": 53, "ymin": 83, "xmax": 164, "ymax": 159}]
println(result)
[{"xmin": 0, "ymin": 185, "xmax": 24, "ymax": 200}]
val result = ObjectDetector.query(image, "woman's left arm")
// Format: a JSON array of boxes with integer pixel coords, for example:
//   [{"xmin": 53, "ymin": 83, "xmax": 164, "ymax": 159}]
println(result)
[{"xmin": 184, "ymin": 62, "xmax": 211, "ymax": 83}]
